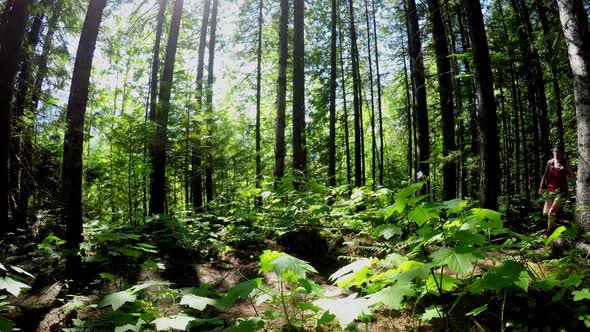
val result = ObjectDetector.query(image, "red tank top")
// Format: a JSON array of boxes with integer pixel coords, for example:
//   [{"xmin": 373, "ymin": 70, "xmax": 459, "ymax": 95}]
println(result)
[{"xmin": 548, "ymin": 160, "xmax": 568, "ymax": 193}]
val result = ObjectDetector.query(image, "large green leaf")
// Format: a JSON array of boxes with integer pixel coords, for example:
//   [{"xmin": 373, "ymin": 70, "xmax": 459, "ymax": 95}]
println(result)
[
  {"xmin": 222, "ymin": 317, "xmax": 265, "ymax": 332},
  {"xmin": 572, "ymin": 288, "xmax": 590, "ymax": 301},
  {"xmin": 114, "ymin": 319, "xmax": 146, "ymax": 332},
  {"xmin": 314, "ymin": 294, "xmax": 371, "ymax": 329},
  {"xmin": 367, "ymin": 283, "xmax": 415, "ymax": 309},
  {"xmin": 270, "ymin": 254, "xmax": 317, "ymax": 279},
  {"xmin": 153, "ymin": 315, "xmax": 195, "ymax": 331},
  {"xmin": 463, "ymin": 209, "xmax": 504, "ymax": 230},
  {"xmin": 408, "ymin": 205, "xmax": 439, "ymax": 227},
  {"xmin": 440, "ymin": 199, "xmax": 468, "ymax": 214},
  {"xmin": 421, "ymin": 305, "xmax": 443, "ymax": 322},
  {"xmin": 330, "ymin": 258, "xmax": 373, "ymax": 288},
  {"xmin": 375, "ymin": 224, "xmax": 402, "ymax": 239},
  {"xmin": 259, "ymin": 250, "xmax": 284, "ymax": 274},
  {"xmin": 469, "ymin": 260, "xmax": 530, "ymax": 293},
  {"xmin": 97, "ymin": 291, "xmax": 137, "ymax": 311},
  {"xmin": 129, "ymin": 281, "xmax": 172, "ymax": 293},
  {"xmin": 180, "ymin": 294, "xmax": 217, "ymax": 311},
  {"xmin": 220, "ymin": 278, "xmax": 262, "ymax": 307},
  {"xmin": 430, "ymin": 248, "xmax": 477, "ymax": 275},
  {"xmin": 0, "ymin": 277, "xmax": 30, "ymax": 296},
  {"xmin": 545, "ymin": 226, "xmax": 567, "ymax": 246},
  {"xmin": 426, "ymin": 273, "xmax": 462, "ymax": 293}
]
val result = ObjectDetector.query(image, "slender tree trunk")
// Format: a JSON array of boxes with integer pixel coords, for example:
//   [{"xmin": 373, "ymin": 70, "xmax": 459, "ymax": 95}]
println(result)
[
  {"xmin": 274, "ymin": 0, "xmax": 288, "ymax": 183},
  {"xmin": 363, "ymin": 0, "xmax": 377, "ymax": 186},
  {"xmin": 406, "ymin": 0, "xmax": 430, "ymax": 193},
  {"xmin": 348, "ymin": 0, "xmax": 362, "ymax": 187},
  {"xmin": 292, "ymin": 0, "xmax": 307, "ymax": 184},
  {"xmin": 205, "ymin": 0, "xmax": 218, "ymax": 204},
  {"xmin": 147, "ymin": 0, "xmax": 167, "ymax": 212},
  {"xmin": 147, "ymin": 0, "xmax": 167, "ymax": 206},
  {"xmin": 556, "ymin": 0, "xmax": 590, "ymax": 229},
  {"xmin": 0, "ymin": 0, "xmax": 32, "ymax": 229},
  {"xmin": 401, "ymin": 35, "xmax": 413, "ymax": 179},
  {"xmin": 508, "ymin": 0, "xmax": 543, "ymax": 186},
  {"xmin": 149, "ymin": 0, "xmax": 167, "ymax": 124},
  {"xmin": 535, "ymin": 0, "xmax": 565, "ymax": 150},
  {"xmin": 338, "ymin": 3, "xmax": 351, "ymax": 185},
  {"xmin": 10, "ymin": 2, "xmax": 49, "ymax": 227},
  {"xmin": 255, "ymin": 0, "xmax": 263, "ymax": 197},
  {"xmin": 329, "ymin": 0, "xmax": 337, "ymax": 187},
  {"xmin": 61, "ymin": 0, "xmax": 107, "ymax": 272},
  {"xmin": 149, "ymin": 0, "xmax": 184, "ymax": 215},
  {"xmin": 371, "ymin": 0, "xmax": 384, "ymax": 185},
  {"xmin": 457, "ymin": 7, "xmax": 478, "ymax": 197},
  {"xmin": 463, "ymin": 0, "xmax": 499, "ymax": 209},
  {"xmin": 427, "ymin": 0, "xmax": 456, "ymax": 200},
  {"xmin": 192, "ymin": 0, "xmax": 211, "ymax": 210}
]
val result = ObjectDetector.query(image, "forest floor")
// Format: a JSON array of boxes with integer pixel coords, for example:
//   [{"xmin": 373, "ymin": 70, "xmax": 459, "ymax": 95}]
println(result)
[{"xmin": 2, "ymin": 199, "xmax": 589, "ymax": 331}]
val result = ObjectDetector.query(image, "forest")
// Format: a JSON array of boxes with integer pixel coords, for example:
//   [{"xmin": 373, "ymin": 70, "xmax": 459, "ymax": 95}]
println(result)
[{"xmin": 1, "ymin": 0, "xmax": 590, "ymax": 330}]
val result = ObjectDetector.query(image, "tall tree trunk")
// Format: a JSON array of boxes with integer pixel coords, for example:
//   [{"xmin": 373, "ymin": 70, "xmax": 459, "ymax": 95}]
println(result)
[
  {"xmin": 328, "ymin": 0, "xmax": 337, "ymax": 187},
  {"xmin": 556, "ymin": 0, "xmax": 590, "ymax": 229},
  {"xmin": 401, "ymin": 34, "xmax": 413, "ymax": 179},
  {"xmin": 348, "ymin": 0, "xmax": 362, "ymax": 187},
  {"xmin": 146, "ymin": 0, "xmax": 166, "ymax": 213},
  {"xmin": 0, "ymin": 0, "xmax": 32, "ymax": 230},
  {"xmin": 405, "ymin": 0, "xmax": 430, "ymax": 193},
  {"xmin": 427, "ymin": 0, "xmax": 456, "ymax": 200},
  {"xmin": 457, "ymin": 7, "xmax": 478, "ymax": 198},
  {"xmin": 10, "ymin": 2, "xmax": 49, "ymax": 227},
  {"xmin": 274, "ymin": 0, "xmax": 288, "ymax": 183},
  {"xmin": 149, "ymin": 0, "xmax": 184, "ymax": 215},
  {"xmin": 149, "ymin": 0, "xmax": 167, "ymax": 124},
  {"xmin": 61, "ymin": 0, "xmax": 107, "ymax": 272},
  {"xmin": 463, "ymin": 0, "xmax": 499, "ymax": 209},
  {"xmin": 338, "ymin": 3, "xmax": 351, "ymax": 185},
  {"xmin": 508, "ymin": 0, "xmax": 544, "ymax": 186},
  {"xmin": 205, "ymin": 0, "xmax": 218, "ymax": 204},
  {"xmin": 192, "ymin": 0, "xmax": 211, "ymax": 210},
  {"xmin": 292, "ymin": 0, "xmax": 307, "ymax": 184},
  {"xmin": 255, "ymin": 0, "xmax": 263, "ymax": 196},
  {"xmin": 363, "ymin": 0, "xmax": 377, "ymax": 186},
  {"xmin": 371, "ymin": 0, "xmax": 384, "ymax": 185},
  {"xmin": 535, "ymin": 0, "xmax": 565, "ymax": 150},
  {"xmin": 31, "ymin": 1, "xmax": 61, "ymax": 112}
]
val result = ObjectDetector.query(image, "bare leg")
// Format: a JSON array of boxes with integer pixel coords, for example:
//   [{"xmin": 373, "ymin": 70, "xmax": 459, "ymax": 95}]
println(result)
[{"xmin": 547, "ymin": 197, "xmax": 563, "ymax": 234}]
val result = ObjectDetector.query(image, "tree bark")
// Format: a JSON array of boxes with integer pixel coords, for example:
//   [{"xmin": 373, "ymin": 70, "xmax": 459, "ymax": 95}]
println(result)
[
  {"xmin": 274, "ymin": 0, "xmax": 288, "ymax": 183},
  {"xmin": 328, "ymin": 0, "xmax": 337, "ymax": 187},
  {"xmin": 9, "ymin": 1, "xmax": 49, "ymax": 227},
  {"xmin": 363, "ymin": 0, "xmax": 377, "ymax": 186},
  {"xmin": 146, "ymin": 0, "xmax": 166, "ymax": 213},
  {"xmin": 192, "ymin": 0, "xmax": 211, "ymax": 210},
  {"xmin": 463, "ymin": 0, "xmax": 499, "ymax": 209},
  {"xmin": 338, "ymin": 3, "xmax": 351, "ymax": 185},
  {"xmin": 205, "ymin": 0, "xmax": 218, "ymax": 204},
  {"xmin": 535, "ymin": 0, "xmax": 565, "ymax": 150},
  {"xmin": 556, "ymin": 0, "xmax": 590, "ymax": 229},
  {"xmin": 292, "ymin": 0, "xmax": 307, "ymax": 184},
  {"xmin": 61, "ymin": 0, "xmax": 107, "ymax": 272},
  {"xmin": 371, "ymin": 0, "xmax": 384, "ymax": 186},
  {"xmin": 0, "ymin": 0, "xmax": 32, "ymax": 230},
  {"xmin": 149, "ymin": 0, "xmax": 184, "ymax": 215},
  {"xmin": 405, "ymin": 0, "xmax": 430, "ymax": 193},
  {"xmin": 348, "ymin": 0, "xmax": 363, "ymax": 187},
  {"xmin": 427, "ymin": 0, "xmax": 456, "ymax": 200},
  {"xmin": 255, "ymin": 0, "xmax": 263, "ymax": 196}
]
